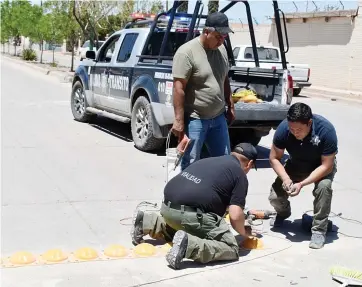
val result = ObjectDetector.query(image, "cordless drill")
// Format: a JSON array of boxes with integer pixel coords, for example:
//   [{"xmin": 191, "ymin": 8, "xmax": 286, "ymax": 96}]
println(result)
[{"xmin": 173, "ymin": 137, "xmax": 192, "ymax": 170}]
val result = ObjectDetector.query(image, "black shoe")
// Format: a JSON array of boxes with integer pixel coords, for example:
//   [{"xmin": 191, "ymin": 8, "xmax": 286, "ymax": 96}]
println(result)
[
  {"xmin": 131, "ymin": 210, "xmax": 144, "ymax": 246},
  {"xmin": 166, "ymin": 230, "xmax": 188, "ymax": 270},
  {"xmin": 270, "ymin": 214, "xmax": 288, "ymax": 227}
]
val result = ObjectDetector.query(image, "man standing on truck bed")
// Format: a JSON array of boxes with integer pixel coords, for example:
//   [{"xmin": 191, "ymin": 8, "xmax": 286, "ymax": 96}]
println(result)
[
  {"xmin": 268, "ymin": 102, "xmax": 338, "ymax": 249},
  {"xmin": 131, "ymin": 143, "xmax": 258, "ymax": 270},
  {"xmin": 171, "ymin": 12, "xmax": 235, "ymax": 170}
]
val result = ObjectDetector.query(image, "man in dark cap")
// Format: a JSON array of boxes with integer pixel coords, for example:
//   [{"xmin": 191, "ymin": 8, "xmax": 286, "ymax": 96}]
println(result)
[
  {"xmin": 131, "ymin": 143, "xmax": 258, "ymax": 270},
  {"xmin": 171, "ymin": 12, "xmax": 235, "ymax": 170}
]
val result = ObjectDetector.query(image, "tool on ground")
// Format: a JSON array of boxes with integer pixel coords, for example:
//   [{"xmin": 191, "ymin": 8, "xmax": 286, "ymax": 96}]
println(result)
[
  {"xmin": 246, "ymin": 210, "xmax": 277, "ymax": 225},
  {"xmin": 330, "ymin": 266, "xmax": 362, "ymax": 286},
  {"xmin": 173, "ymin": 137, "xmax": 192, "ymax": 170}
]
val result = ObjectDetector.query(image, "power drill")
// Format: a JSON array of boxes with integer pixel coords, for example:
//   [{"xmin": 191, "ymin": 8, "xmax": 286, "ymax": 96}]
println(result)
[
  {"xmin": 173, "ymin": 137, "xmax": 192, "ymax": 170},
  {"xmin": 246, "ymin": 210, "xmax": 277, "ymax": 225}
]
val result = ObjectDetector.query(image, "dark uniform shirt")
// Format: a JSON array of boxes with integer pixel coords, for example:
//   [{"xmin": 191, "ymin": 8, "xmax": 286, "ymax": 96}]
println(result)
[
  {"xmin": 273, "ymin": 114, "xmax": 338, "ymax": 174},
  {"xmin": 164, "ymin": 155, "xmax": 248, "ymax": 217}
]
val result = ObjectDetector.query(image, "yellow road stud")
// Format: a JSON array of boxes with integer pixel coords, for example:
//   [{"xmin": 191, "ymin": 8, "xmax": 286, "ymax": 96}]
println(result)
[
  {"xmin": 104, "ymin": 244, "xmax": 128, "ymax": 258},
  {"xmin": 74, "ymin": 247, "xmax": 98, "ymax": 260},
  {"xmin": 241, "ymin": 236, "xmax": 264, "ymax": 250},
  {"xmin": 42, "ymin": 249, "xmax": 68, "ymax": 263},
  {"xmin": 161, "ymin": 242, "xmax": 173, "ymax": 252},
  {"xmin": 9, "ymin": 251, "xmax": 36, "ymax": 265},
  {"xmin": 133, "ymin": 243, "xmax": 156, "ymax": 256}
]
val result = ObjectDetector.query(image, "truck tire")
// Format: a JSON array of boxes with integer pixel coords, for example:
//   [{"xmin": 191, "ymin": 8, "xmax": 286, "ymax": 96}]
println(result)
[
  {"xmin": 131, "ymin": 96, "xmax": 165, "ymax": 152},
  {"xmin": 293, "ymin": 88, "xmax": 302, "ymax": 97},
  {"xmin": 71, "ymin": 81, "xmax": 94, "ymax": 122}
]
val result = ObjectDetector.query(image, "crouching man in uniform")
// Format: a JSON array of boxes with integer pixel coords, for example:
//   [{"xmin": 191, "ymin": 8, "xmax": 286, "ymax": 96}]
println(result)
[
  {"xmin": 268, "ymin": 102, "xmax": 338, "ymax": 249},
  {"xmin": 131, "ymin": 143, "xmax": 257, "ymax": 269}
]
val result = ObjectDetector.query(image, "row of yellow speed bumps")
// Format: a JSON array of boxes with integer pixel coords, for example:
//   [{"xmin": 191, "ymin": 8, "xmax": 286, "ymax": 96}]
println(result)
[{"xmin": 1, "ymin": 243, "xmax": 173, "ymax": 268}]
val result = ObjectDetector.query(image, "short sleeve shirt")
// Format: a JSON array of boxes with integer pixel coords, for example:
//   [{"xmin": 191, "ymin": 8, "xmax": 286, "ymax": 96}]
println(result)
[
  {"xmin": 172, "ymin": 37, "xmax": 229, "ymax": 120},
  {"xmin": 164, "ymin": 155, "xmax": 249, "ymax": 217},
  {"xmin": 273, "ymin": 114, "xmax": 338, "ymax": 173}
]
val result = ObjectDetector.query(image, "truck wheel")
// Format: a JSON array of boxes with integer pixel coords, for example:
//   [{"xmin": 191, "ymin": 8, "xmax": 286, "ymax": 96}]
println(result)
[
  {"xmin": 293, "ymin": 88, "xmax": 302, "ymax": 97},
  {"xmin": 71, "ymin": 81, "xmax": 93, "ymax": 122},
  {"xmin": 131, "ymin": 96, "xmax": 165, "ymax": 152}
]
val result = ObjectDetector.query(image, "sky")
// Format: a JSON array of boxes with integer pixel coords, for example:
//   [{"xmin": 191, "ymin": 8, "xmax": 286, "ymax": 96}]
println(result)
[{"xmin": 29, "ymin": 0, "xmax": 359, "ymax": 23}]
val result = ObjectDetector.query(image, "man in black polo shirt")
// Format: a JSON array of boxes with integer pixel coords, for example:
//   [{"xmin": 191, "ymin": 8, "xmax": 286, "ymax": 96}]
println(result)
[
  {"xmin": 131, "ymin": 143, "xmax": 257, "ymax": 269},
  {"xmin": 269, "ymin": 102, "xmax": 338, "ymax": 249}
]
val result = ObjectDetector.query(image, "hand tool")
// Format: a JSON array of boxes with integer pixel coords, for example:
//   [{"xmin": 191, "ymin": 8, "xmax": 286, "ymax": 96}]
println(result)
[
  {"xmin": 173, "ymin": 137, "xmax": 192, "ymax": 170},
  {"xmin": 246, "ymin": 209, "xmax": 277, "ymax": 225}
]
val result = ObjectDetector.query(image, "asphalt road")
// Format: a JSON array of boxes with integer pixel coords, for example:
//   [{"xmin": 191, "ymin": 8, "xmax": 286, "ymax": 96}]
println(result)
[{"xmin": 1, "ymin": 56, "xmax": 362, "ymax": 287}]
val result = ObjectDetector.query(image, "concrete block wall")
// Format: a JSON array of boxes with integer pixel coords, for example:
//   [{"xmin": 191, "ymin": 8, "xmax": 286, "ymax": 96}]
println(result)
[{"xmin": 229, "ymin": 3, "xmax": 362, "ymax": 92}]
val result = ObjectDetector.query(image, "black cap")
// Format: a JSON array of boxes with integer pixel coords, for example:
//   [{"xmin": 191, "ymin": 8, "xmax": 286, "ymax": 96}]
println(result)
[
  {"xmin": 233, "ymin": 143, "xmax": 258, "ymax": 170},
  {"xmin": 205, "ymin": 12, "xmax": 234, "ymax": 35}
]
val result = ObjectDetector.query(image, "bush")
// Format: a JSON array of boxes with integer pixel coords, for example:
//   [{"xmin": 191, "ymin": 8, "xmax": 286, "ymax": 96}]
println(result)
[{"xmin": 22, "ymin": 48, "xmax": 37, "ymax": 61}]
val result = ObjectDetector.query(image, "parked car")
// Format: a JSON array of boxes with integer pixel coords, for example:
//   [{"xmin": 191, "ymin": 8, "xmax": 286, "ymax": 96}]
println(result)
[
  {"xmin": 232, "ymin": 44, "xmax": 311, "ymax": 96},
  {"xmin": 78, "ymin": 40, "xmax": 105, "ymax": 61},
  {"xmin": 70, "ymin": 1, "xmax": 293, "ymax": 151}
]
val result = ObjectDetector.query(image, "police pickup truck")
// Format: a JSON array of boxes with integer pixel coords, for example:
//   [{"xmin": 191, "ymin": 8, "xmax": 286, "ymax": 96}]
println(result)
[{"xmin": 70, "ymin": 0, "xmax": 293, "ymax": 152}]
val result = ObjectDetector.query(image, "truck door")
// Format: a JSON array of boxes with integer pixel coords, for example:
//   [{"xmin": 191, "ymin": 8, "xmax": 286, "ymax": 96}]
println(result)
[
  {"xmin": 89, "ymin": 34, "xmax": 120, "ymax": 108},
  {"xmin": 108, "ymin": 32, "xmax": 139, "ymax": 114}
]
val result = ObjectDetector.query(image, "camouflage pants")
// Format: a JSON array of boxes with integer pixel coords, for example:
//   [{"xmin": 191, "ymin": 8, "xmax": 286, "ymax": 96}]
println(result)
[
  {"xmin": 268, "ymin": 159, "xmax": 337, "ymax": 235},
  {"xmin": 141, "ymin": 202, "xmax": 239, "ymax": 264}
]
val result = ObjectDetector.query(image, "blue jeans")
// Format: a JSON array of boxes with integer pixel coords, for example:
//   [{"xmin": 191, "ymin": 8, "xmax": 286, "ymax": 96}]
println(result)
[{"xmin": 181, "ymin": 113, "xmax": 231, "ymax": 170}]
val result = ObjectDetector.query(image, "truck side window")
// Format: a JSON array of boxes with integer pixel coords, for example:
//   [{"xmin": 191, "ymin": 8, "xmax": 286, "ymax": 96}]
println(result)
[
  {"xmin": 98, "ymin": 35, "xmax": 120, "ymax": 63},
  {"xmin": 117, "ymin": 33, "xmax": 139, "ymax": 63}
]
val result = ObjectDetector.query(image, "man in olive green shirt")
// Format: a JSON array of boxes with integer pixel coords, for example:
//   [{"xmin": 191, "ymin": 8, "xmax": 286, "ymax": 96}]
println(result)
[{"xmin": 171, "ymin": 12, "xmax": 235, "ymax": 170}]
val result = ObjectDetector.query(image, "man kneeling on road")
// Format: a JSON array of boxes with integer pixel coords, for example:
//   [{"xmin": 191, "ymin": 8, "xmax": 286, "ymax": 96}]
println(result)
[
  {"xmin": 268, "ymin": 102, "xmax": 338, "ymax": 249},
  {"xmin": 131, "ymin": 143, "xmax": 257, "ymax": 269}
]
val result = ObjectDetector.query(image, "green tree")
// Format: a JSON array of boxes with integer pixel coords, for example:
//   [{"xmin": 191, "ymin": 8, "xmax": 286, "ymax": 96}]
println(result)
[
  {"xmin": 177, "ymin": 1, "xmax": 188, "ymax": 13},
  {"xmin": 72, "ymin": 0, "xmax": 117, "ymax": 50},
  {"xmin": 0, "ymin": 0, "xmax": 11, "ymax": 52},
  {"xmin": 208, "ymin": 0, "xmax": 219, "ymax": 14}
]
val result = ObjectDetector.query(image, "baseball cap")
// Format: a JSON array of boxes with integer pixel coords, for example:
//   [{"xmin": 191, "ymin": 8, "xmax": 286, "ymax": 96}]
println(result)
[
  {"xmin": 233, "ymin": 143, "xmax": 258, "ymax": 170},
  {"xmin": 205, "ymin": 12, "xmax": 234, "ymax": 35}
]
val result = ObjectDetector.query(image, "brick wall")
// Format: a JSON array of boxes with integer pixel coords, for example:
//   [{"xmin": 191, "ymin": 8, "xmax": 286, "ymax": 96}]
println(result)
[{"xmin": 229, "ymin": 5, "xmax": 362, "ymax": 92}]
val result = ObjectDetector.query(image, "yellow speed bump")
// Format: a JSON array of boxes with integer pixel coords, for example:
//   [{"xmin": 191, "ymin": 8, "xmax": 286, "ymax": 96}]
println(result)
[
  {"xmin": 160, "ymin": 242, "xmax": 173, "ymax": 252},
  {"xmin": 104, "ymin": 244, "xmax": 128, "ymax": 258},
  {"xmin": 133, "ymin": 243, "xmax": 157, "ymax": 257},
  {"xmin": 9, "ymin": 251, "xmax": 36, "ymax": 265},
  {"xmin": 41, "ymin": 249, "xmax": 68, "ymax": 263},
  {"xmin": 74, "ymin": 247, "xmax": 98, "ymax": 261},
  {"xmin": 241, "ymin": 236, "xmax": 264, "ymax": 250}
]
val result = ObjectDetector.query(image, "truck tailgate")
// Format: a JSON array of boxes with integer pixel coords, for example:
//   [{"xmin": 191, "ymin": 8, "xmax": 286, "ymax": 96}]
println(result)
[
  {"xmin": 288, "ymin": 64, "xmax": 310, "ymax": 82},
  {"xmin": 233, "ymin": 102, "xmax": 289, "ymax": 122}
]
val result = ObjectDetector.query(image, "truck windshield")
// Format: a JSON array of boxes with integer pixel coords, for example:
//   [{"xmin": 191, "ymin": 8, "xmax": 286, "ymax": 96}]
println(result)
[{"xmin": 244, "ymin": 47, "xmax": 279, "ymax": 61}]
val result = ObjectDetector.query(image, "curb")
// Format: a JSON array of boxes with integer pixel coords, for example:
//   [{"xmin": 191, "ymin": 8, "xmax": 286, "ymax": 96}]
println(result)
[
  {"xmin": 2, "ymin": 54, "xmax": 74, "ymax": 83},
  {"xmin": 300, "ymin": 90, "xmax": 362, "ymax": 105}
]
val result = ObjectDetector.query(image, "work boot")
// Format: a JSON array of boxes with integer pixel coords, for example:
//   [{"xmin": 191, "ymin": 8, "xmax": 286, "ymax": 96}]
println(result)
[
  {"xmin": 131, "ymin": 210, "xmax": 144, "ymax": 246},
  {"xmin": 166, "ymin": 230, "xmax": 188, "ymax": 270},
  {"xmin": 309, "ymin": 233, "xmax": 326, "ymax": 249},
  {"xmin": 270, "ymin": 214, "xmax": 288, "ymax": 227}
]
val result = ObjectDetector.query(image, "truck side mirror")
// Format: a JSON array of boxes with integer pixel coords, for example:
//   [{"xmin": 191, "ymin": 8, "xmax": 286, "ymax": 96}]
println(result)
[{"xmin": 86, "ymin": 50, "xmax": 96, "ymax": 60}]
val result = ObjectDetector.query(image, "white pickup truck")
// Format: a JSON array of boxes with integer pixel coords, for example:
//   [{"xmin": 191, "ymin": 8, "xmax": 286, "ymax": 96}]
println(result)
[{"xmin": 232, "ymin": 44, "xmax": 311, "ymax": 96}]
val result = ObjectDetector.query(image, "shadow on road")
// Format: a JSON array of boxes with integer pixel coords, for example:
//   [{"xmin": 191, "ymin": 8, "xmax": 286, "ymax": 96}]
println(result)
[
  {"xmin": 86, "ymin": 116, "xmax": 171, "ymax": 156},
  {"xmin": 255, "ymin": 145, "xmax": 289, "ymax": 169},
  {"xmin": 87, "ymin": 116, "xmax": 133, "ymax": 143},
  {"xmin": 270, "ymin": 219, "xmax": 339, "ymax": 245}
]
